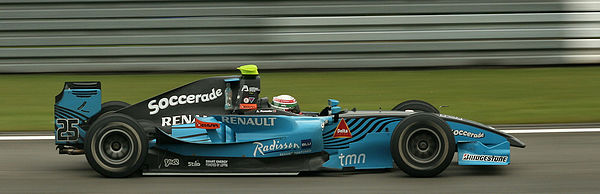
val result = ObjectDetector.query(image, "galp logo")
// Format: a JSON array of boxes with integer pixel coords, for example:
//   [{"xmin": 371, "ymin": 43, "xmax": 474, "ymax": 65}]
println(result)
[
  {"xmin": 195, "ymin": 119, "xmax": 220, "ymax": 129},
  {"xmin": 333, "ymin": 118, "xmax": 352, "ymax": 138}
]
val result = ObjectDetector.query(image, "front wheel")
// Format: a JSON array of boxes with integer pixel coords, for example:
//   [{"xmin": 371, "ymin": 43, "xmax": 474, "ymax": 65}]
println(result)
[
  {"xmin": 390, "ymin": 113, "xmax": 455, "ymax": 177},
  {"xmin": 84, "ymin": 113, "xmax": 147, "ymax": 178},
  {"xmin": 392, "ymin": 100, "xmax": 439, "ymax": 113}
]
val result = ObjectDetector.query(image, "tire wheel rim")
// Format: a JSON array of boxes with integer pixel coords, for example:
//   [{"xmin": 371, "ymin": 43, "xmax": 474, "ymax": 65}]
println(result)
[
  {"xmin": 404, "ymin": 128, "xmax": 441, "ymax": 164},
  {"xmin": 98, "ymin": 129, "xmax": 134, "ymax": 165}
]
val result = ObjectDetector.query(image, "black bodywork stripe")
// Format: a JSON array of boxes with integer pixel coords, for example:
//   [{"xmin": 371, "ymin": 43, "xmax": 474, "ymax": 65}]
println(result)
[
  {"xmin": 324, "ymin": 119, "xmax": 399, "ymax": 149},
  {"xmin": 177, "ymin": 133, "xmax": 209, "ymax": 139},
  {"xmin": 323, "ymin": 117, "xmax": 376, "ymax": 142},
  {"xmin": 324, "ymin": 118, "xmax": 394, "ymax": 144},
  {"xmin": 191, "ymin": 139, "xmax": 211, "ymax": 142},
  {"xmin": 340, "ymin": 113, "xmax": 525, "ymax": 148},
  {"xmin": 54, "ymin": 112, "xmax": 69, "ymax": 120},
  {"xmin": 55, "ymin": 105, "xmax": 90, "ymax": 120},
  {"xmin": 54, "ymin": 109, "xmax": 86, "ymax": 121},
  {"xmin": 322, "ymin": 117, "xmax": 364, "ymax": 138}
]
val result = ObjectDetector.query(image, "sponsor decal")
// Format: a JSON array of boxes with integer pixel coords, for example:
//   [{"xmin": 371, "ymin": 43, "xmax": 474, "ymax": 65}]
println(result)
[
  {"xmin": 339, "ymin": 153, "xmax": 366, "ymax": 167},
  {"xmin": 187, "ymin": 160, "xmax": 201, "ymax": 167},
  {"xmin": 453, "ymin": 129, "xmax": 485, "ymax": 138},
  {"xmin": 195, "ymin": 119, "xmax": 221, "ymax": 129},
  {"xmin": 332, "ymin": 118, "xmax": 352, "ymax": 138},
  {"xmin": 241, "ymin": 85, "xmax": 260, "ymax": 93},
  {"xmin": 161, "ymin": 114, "xmax": 201, "ymax": 126},
  {"xmin": 243, "ymin": 97, "xmax": 256, "ymax": 104},
  {"xmin": 462, "ymin": 153, "xmax": 508, "ymax": 163},
  {"xmin": 148, "ymin": 88, "xmax": 223, "ymax": 115},
  {"xmin": 239, "ymin": 103, "xmax": 258, "ymax": 109},
  {"xmin": 163, "ymin": 158, "xmax": 180, "ymax": 167},
  {"xmin": 301, "ymin": 139, "xmax": 312, "ymax": 149},
  {"xmin": 253, "ymin": 139, "xmax": 300, "ymax": 157},
  {"xmin": 222, "ymin": 116, "xmax": 276, "ymax": 126},
  {"xmin": 438, "ymin": 114, "xmax": 464, "ymax": 121},
  {"xmin": 205, "ymin": 159, "xmax": 228, "ymax": 168},
  {"xmin": 275, "ymin": 99, "xmax": 295, "ymax": 103}
]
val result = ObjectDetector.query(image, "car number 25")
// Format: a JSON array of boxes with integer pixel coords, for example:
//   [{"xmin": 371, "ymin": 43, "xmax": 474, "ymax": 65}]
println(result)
[{"xmin": 56, "ymin": 118, "xmax": 80, "ymax": 141}]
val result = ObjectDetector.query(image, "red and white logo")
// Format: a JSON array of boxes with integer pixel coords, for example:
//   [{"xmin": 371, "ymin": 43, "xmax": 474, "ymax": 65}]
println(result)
[
  {"xmin": 195, "ymin": 119, "xmax": 220, "ymax": 129},
  {"xmin": 239, "ymin": 103, "xmax": 258, "ymax": 110},
  {"xmin": 333, "ymin": 118, "xmax": 352, "ymax": 138}
]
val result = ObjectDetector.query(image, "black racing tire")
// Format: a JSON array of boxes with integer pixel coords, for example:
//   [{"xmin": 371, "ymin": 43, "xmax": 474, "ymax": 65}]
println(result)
[
  {"xmin": 390, "ymin": 113, "xmax": 455, "ymax": 177},
  {"xmin": 392, "ymin": 100, "xmax": 439, "ymax": 114},
  {"xmin": 84, "ymin": 113, "xmax": 147, "ymax": 178},
  {"xmin": 87, "ymin": 101, "xmax": 130, "ymax": 126}
]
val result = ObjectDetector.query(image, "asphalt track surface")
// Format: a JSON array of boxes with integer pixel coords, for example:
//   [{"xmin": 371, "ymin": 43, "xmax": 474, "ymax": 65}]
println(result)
[{"xmin": 1, "ymin": 129, "xmax": 600, "ymax": 193}]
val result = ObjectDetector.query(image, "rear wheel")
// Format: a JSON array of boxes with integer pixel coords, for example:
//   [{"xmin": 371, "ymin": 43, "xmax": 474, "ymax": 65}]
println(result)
[
  {"xmin": 390, "ymin": 113, "xmax": 455, "ymax": 177},
  {"xmin": 98, "ymin": 101, "xmax": 130, "ymax": 117},
  {"xmin": 85, "ymin": 113, "xmax": 147, "ymax": 178},
  {"xmin": 392, "ymin": 100, "xmax": 439, "ymax": 113},
  {"xmin": 87, "ymin": 101, "xmax": 130, "ymax": 127}
]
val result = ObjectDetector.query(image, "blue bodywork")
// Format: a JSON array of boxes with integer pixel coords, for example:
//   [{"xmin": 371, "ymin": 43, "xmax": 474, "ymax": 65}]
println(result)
[
  {"xmin": 152, "ymin": 115, "xmax": 327, "ymax": 158},
  {"xmin": 158, "ymin": 109, "xmax": 515, "ymax": 170},
  {"xmin": 54, "ymin": 76, "xmax": 522, "ymax": 174},
  {"xmin": 54, "ymin": 85, "xmax": 101, "ymax": 145},
  {"xmin": 322, "ymin": 117, "xmax": 400, "ymax": 169},
  {"xmin": 317, "ymin": 112, "xmax": 513, "ymax": 170}
]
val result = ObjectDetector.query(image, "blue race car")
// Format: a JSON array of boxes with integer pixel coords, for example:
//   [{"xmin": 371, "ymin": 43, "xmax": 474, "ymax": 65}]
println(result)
[{"xmin": 54, "ymin": 65, "xmax": 525, "ymax": 178}]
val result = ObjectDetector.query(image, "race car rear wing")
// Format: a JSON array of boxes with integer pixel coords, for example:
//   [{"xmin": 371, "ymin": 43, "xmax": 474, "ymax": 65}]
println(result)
[{"xmin": 54, "ymin": 82, "xmax": 101, "ymax": 145}]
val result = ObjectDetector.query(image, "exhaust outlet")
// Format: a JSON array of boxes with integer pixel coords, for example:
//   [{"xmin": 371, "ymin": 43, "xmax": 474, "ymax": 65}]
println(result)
[{"xmin": 59, "ymin": 148, "xmax": 85, "ymax": 155}]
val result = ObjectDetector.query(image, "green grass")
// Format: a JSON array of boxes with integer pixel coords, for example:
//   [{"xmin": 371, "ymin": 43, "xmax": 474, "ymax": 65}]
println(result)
[{"xmin": 1, "ymin": 66, "xmax": 600, "ymax": 131}]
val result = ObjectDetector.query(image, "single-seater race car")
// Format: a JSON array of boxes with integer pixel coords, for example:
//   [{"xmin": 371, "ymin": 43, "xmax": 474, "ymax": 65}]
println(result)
[{"xmin": 54, "ymin": 65, "xmax": 525, "ymax": 178}]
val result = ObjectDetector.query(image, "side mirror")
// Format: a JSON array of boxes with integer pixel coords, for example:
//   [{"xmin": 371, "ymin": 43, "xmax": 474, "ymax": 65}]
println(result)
[
  {"xmin": 329, "ymin": 99, "xmax": 342, "ymax": 122},
  {"xmin": 328, "ymin": 99, "xmax": 339, "ymax": 107}
]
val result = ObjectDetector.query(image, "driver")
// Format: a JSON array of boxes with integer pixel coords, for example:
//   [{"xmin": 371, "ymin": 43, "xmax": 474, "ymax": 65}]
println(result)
[{"xmin": 272, "ymin": 95, "xmax": 301, "ymax": 114}]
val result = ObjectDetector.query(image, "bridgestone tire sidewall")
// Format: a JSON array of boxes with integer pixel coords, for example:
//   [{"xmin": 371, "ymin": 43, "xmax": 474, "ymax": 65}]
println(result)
[
  {"xmin": 392, "ymin": 100, "xmax": 439, "ymax": 114},
  {"xmin": 391, "ymin": 113, "xmax": 455, "ymax": 177},
  {"xmin": 85, "ymin": 113, "xmax": 147, "ymax": 178}
]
